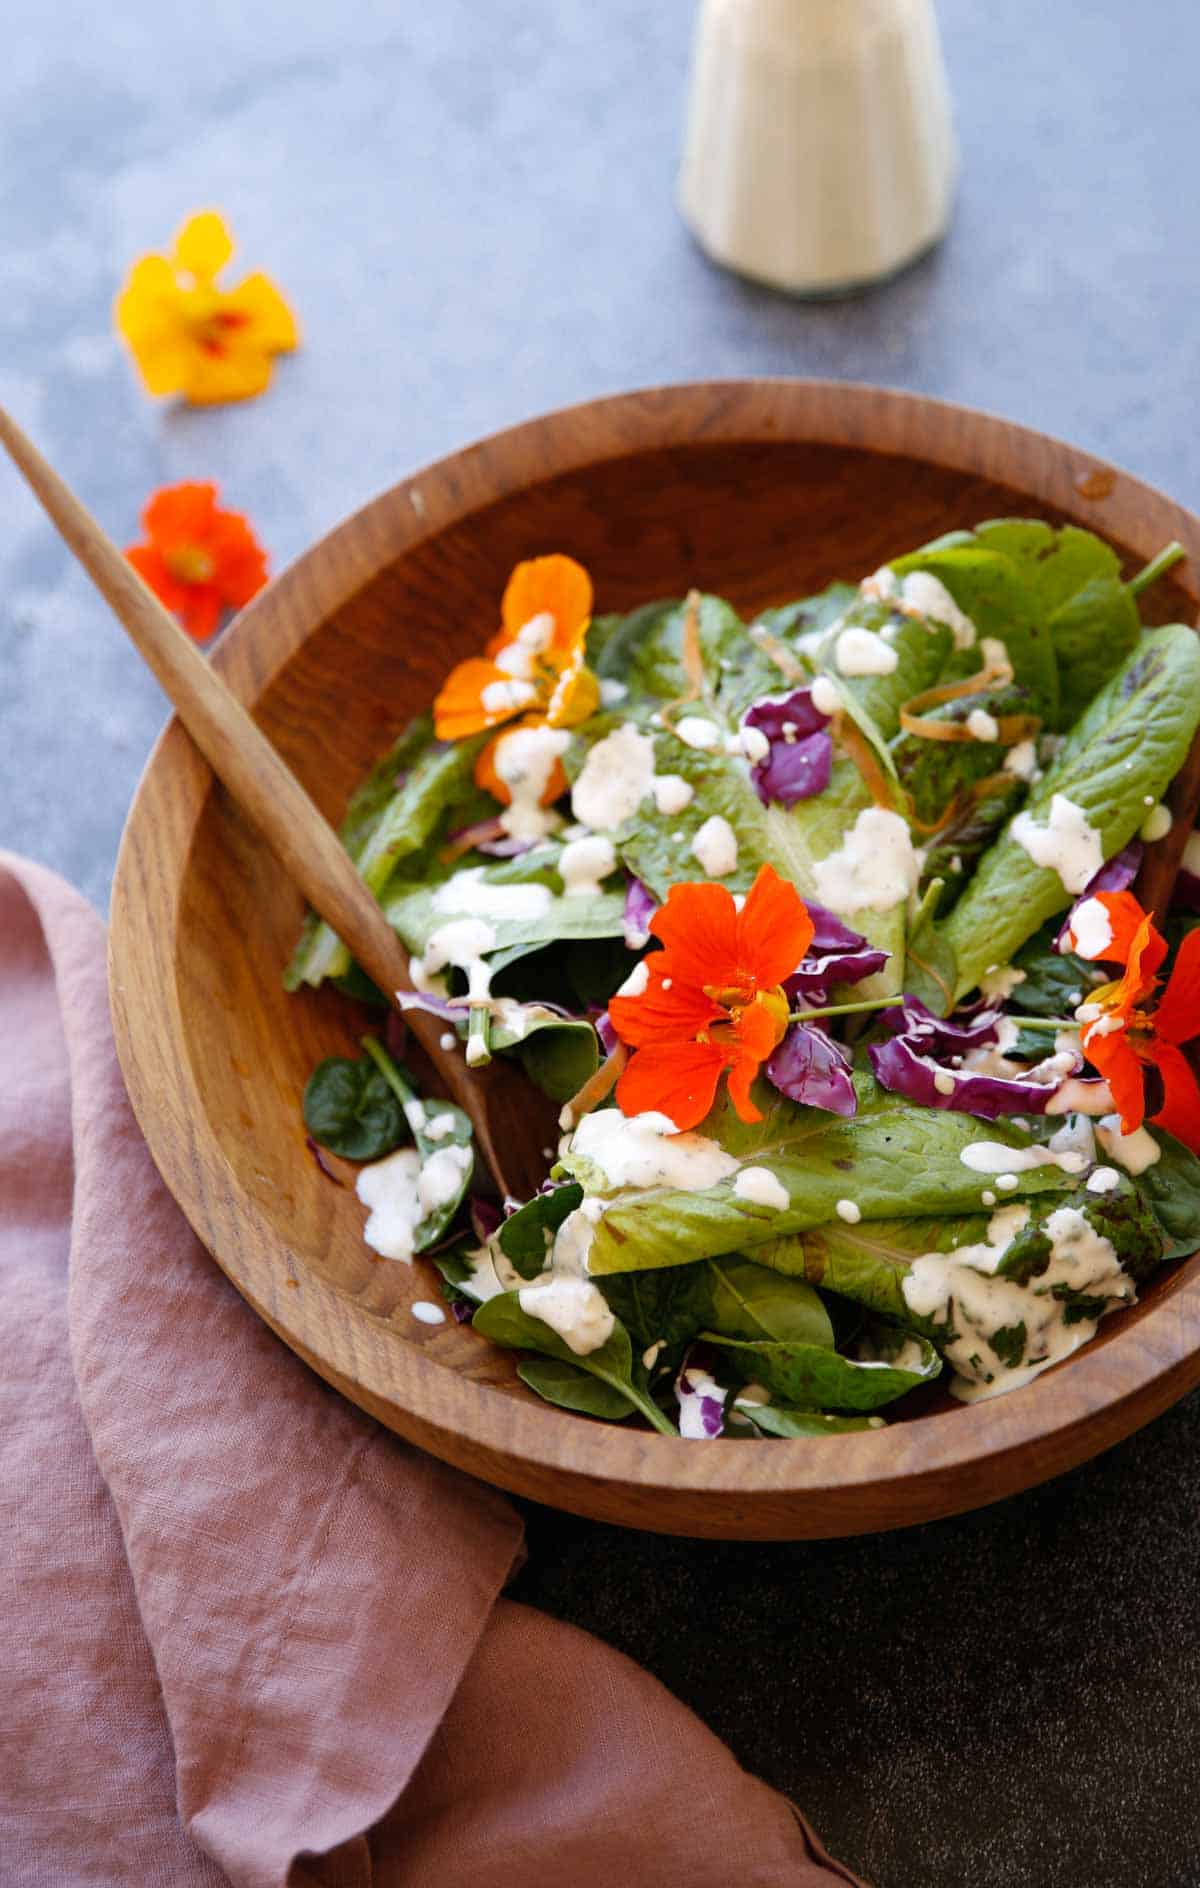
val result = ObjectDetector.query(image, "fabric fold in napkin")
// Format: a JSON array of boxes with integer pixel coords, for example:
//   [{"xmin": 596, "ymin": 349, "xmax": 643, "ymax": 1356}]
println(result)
[{"xmin": 0, "ymin": 852, "xmax": 864, "ymax": 1888}]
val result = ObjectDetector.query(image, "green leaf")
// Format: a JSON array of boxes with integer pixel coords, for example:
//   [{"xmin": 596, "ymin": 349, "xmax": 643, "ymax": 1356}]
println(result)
[
  {"xmin": 703, "ymin": 1327, "xmax": 941, "ymax": 1411},
  {"xmin": 731, "ymin": 1404, "xmax": 885, "ymax": 1438},
  {"xmin": 815, "ymin": 599, "xmax": 953, "ymax": 742},
  {"xmin": 588, "ymin": 593, "xmax": 749, "ymax": 702},
  {"xmin": 472, "ymin": 1292, "xmax": 676, "ymax": 1433},
  {"xmin": 889, "ymin": 540, "xmax": 1060, "ymax": 721},
  {"xmin": 1122, "ymin": 1130, "xmax": 1200, "ymax": 1261},
  {"xmin": 497, "ymin": 1183, "xmax": 584, "ymax": 1280},
  {"xmin": 597, "ymin": 1262, "xmax": 716, "ymax": 1362},
  {"xmin": 1006, "ymin": 921, "xmax": 1092, "ymax": 1017},
  {"xmin": 570, "ymin": 1084, "xmax": 1078, "ymax": 1277},
  {"xmin": 384, "ymin": 848, "xmax": 627, "ymax": 961},
  {"xmin": 286, "ymin": 729, "xmax": 488, "ymax": 989},
  {"xmin": 705, "ymin": 1256, "xmax": 835, "ymax": 1348},
  {"xmin": 943, "ymin": 626, "xmax": 1200, "ymax": 998},
  {"xmin": 750, "ymin": 1211, "xmax": 986, "ymax": 1326},
  {"xmin": 517, "ymin": 1021, "xmax": 599, "ymax": 1103},
  {"xmin": 302, "ymin": 1056, "xmax": 406, "ymax": 1161},
  {"xmin": 903, "ymin": 880, "xmax": 958, "ymax": 1016},
  {"xmin": 516, "ymin": 1357, "xmax": 635, "ymax": 1421},
  {"xmin": 966, "ymin": 519, "xmax": 1140, "ymax": 728},
  {"xmin": 360, "ymin": 1039, "xmax": 475, "ymax": 1250},
  {"xmin": 717, "ymin": 584, "xmax": 857, "ymax": 714},
  {"xmin": 616, "ymin": 734, "xmax": 776, "ymax": 900}
]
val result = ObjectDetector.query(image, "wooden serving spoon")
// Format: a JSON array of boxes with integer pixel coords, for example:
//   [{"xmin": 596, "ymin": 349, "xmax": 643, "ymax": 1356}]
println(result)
[{"xmin": 0, "ymin": 405, "xmax": 559, "ymax": 1201}]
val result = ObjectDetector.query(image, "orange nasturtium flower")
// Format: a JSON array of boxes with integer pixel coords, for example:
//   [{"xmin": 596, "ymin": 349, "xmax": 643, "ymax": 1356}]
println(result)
[
  {"xmin": 114, "ymin": 211, "xmax": 299, "ymax": 405},
  {"xmin": 125, "ymin": 482, "xmax": 269, "ymax": 641},
  {"xmin": 433, "ymin": 554, "xmax": 600, "ymax": 808},
  {"xmin": 1063, "ymin": 889, "xmax": 1200, "ymax": 1150},
  {"xmin": 608, "ymin": 865, "xmax": 815, "ymax": 1131}
]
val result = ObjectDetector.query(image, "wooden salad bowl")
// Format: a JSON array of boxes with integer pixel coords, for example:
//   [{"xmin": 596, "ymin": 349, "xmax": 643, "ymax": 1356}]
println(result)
[{"xmin": 110, "ymin": 380, "xmax": 1200, "ymax": 1540}]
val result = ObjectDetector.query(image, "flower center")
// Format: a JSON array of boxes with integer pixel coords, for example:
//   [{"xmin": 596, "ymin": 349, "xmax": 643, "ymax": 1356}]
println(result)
[
  {"xmin": 165, "ymin": 543, "xmax": 216, "ymax": 584},
  {"xmin": 702, "ymin": 982, "xmax": 790, "ymax": 1049},
  {"xmin": 185, "ymin": 295, "xmax": 251, "ymax": 358}
]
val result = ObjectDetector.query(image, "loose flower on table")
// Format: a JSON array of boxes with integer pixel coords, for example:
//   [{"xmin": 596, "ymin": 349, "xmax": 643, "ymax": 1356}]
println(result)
[
  {"xmin": 114, "ymin": 210, "xmax": 299, "ymax": 405},
  {"xmin": 125, "ymin": 482, "xmax": 269, "ymax": 641}
]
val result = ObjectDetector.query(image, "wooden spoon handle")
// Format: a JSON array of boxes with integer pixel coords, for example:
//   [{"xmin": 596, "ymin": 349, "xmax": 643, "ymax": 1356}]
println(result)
[{"xmin": 0, "ymin": 405, "xmax": 415, "ymax": 1008}]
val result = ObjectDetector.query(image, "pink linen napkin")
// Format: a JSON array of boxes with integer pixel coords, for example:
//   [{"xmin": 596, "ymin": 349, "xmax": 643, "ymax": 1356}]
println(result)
[{"xmin": 0, "ymin": 852, "xmax": 866, "ymax": 1888}]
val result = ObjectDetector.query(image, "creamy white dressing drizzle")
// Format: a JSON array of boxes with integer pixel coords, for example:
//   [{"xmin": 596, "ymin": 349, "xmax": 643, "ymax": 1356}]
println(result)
[
  {"xmin": 978, "ymin": 964, "xmax": 1026, "ymax": 1002},
  {"xmin": 558, "ymin": 833, "xmax": 617, "ymax": 898},
  {"xmin": 518, "ymin": 1197, "xmax": 614, "ymax": 1355},
  {"xmin": 571, "ymin": 723, "xmax": 656, "ymax": 829},
  {"xmin": 734, "ymin": 1166, "xmax": 790, "ymax": 1211},
  {"xmin": 691, "ymin": 813, "xmax": 739, "ymax": 878},
  {"xmin": 1003, "ymin": 738, "xmax": 1039, "ymax": 781},
  {"xmin": 1066, "ymin": 896, "xmax": 1113, "ymax": 958},
  {"xmin": 965, "ymin": 707, "xmax": 999, "ymax": 742},
  {"xmin": 959, "ymin": 1139, "xmax": 1088, "ymax": 1177},
  {"xmin": 812, "ymin": 807, "xmax": 922, "ymax": 915},
  {"xmin": 565, "ymin": 1109, "xmax": 739, "ymax": 1189},
  {"xmin": 1010, "ymin": 794, "xmax": 1104, "ymax": 893},
  {"xmin": 834, "ymin": 625, "xmax": 898, "ymax": 676},
  {"xmin": 1096, "ymin": 1114, "xmax": 1161, "ymax": 1175},
  {"xmin": 491, "ymin": 725, "xmax": 571, "ymax": 841},
  {"xmin": 902, "ymin": 1203, "xmax": 1133, "ymax": 1402},
  {"xmin": 652, "ymin": 773, "xmax": 694, "ymax": 815},
  {"xmin": 432, "ymin": 868, "xmax": 553, "ymax": 923},
  {"xmin": 411, "ymin": 1300, "xmax": 446, "ymax": 1325},
  {"xmin": 673, "ymin": 715, "xmax": 723, "ymax": 752}
]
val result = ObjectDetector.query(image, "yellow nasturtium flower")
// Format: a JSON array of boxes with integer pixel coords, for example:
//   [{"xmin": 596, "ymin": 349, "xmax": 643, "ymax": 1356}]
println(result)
[{"xmin": 114, "ymin": 210, "xmax": 299, "ymax": 405}]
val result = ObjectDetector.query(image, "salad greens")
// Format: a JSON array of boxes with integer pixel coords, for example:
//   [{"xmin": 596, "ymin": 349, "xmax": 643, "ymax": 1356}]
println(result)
[{"xmin": 290, "ymin": 522, "xmax": 1200, "ymax": 1440}]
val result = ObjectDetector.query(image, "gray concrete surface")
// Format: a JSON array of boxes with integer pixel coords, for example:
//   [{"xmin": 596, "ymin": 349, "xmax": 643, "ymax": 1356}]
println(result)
[{"xmin": 3, "ymin": 4, "xmax": 1198, "ymax": 1883}]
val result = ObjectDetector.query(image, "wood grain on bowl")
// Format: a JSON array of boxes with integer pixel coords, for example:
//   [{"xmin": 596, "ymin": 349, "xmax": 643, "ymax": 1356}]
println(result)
[{"xmin": 109, "ymin": 380, "xmax": 1200, "ymax": 1539}]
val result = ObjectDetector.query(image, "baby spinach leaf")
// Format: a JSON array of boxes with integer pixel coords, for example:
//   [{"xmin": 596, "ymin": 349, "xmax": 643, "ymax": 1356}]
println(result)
[
  {"xmin": 1126, "ymin": 1130, "xmax": 1200, "ymax": 1260},
  {"xmin": 359, "ymin": 1039, "xmax": 474, "ymax": 1248},
  {"xmin": 966, "ymin": 519, "xmax": 1141, "ymax": 728},
  {"xmin": 703, "ymin": 1328, "xmax": 940, "ymax": 1410},
  {"xmin": 597, "ymin": 1262, "xmax": 715, "ymax": 1360},
  {"xmin": 751, "ymin": 1211, "xmax": 986, "ymax": 1326},
  {"xmin": 497, "ymin": 1183, "xmax": 584, "ymax": 1279},
  {"xmin": 731, "ymin": 1404, "xmax": 884, "ymax": 1438},
  {"xmin": 888, "ymin": 541, "xmax": 1060, "ymax": 721},
  {"xmin": 572, "ymin": 1084, "xmax": 1076, "ymax": 1277},
  {"xmin": 943, "ymin": 626, "xmax": 1200, "ymax": 998},
  {"xmin": 516, "ymin": 1357, "xmax": 635, "ymax": 1420},
  {"xmin": 517, "ymin": 1021, "xmax": 599, "ymax": 1103},
  {"xmin": 706, "ymin": 1256, "xmax": 835, "ymax": 1348},
  {"xmin": 1008, "ymin": 922, "xmax": 1092, "ymax": 1016},
  {"xmin": 302, "ymin": 1056, "xmax": 405, "ymax": 1161},
  {"xmin": 472, "ymin": 1292, "xmax": 676, "ymax": 1433}
]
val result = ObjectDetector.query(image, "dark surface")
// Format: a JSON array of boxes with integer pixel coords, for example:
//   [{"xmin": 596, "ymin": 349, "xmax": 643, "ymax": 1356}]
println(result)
[{"xmin": 3, "ymin": 3, "xmax": 1199, "ymax": 1883}]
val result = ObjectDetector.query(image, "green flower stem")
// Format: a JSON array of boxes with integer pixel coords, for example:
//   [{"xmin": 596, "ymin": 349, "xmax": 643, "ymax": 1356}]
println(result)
[
  {"xmin": 788, "ymin": 996, "xmax": 903, "ymax": 1023},
  {"xmin": 362, "ymin": 1033, "xmax": 417, "ymax": 1103},
  {"xmin": 1128, "ymin": 541, "xmax": 1186, "ymax": 598}
]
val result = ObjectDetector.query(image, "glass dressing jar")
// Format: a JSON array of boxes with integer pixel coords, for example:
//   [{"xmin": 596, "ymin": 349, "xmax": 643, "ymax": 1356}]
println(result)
[{"xmin": 679, "ymin": 0, "xmax": 957, "ymax": 297}]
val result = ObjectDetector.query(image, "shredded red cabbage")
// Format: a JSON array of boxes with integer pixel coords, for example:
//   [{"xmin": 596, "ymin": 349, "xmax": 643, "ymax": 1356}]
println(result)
[
  {"xmin": 744, "ymin": 689, "xmax": 833, "ymax": 806},
  {"xmin": 868, "ymin": 995, "xmax": 1080, "ymax": 1120},
  {"xmin": 767, "ymin": 1023, "xmax": 857, "ymax": 1116}
]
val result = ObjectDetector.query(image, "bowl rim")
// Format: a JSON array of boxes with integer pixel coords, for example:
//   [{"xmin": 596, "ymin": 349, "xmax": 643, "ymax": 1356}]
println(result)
[{"xmin": 109, "ymin": 377, "xmax": 1200, "ymax": 1538}]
